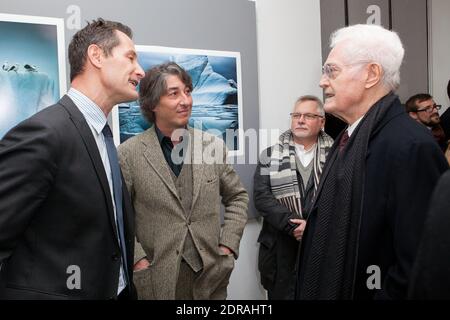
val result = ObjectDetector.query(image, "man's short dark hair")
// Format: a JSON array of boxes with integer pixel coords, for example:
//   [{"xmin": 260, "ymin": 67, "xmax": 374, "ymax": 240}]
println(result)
[
  {"xmin": 139, "ymin": 62, "xmax": 193, "ymax": 123},
  {"xmin": 405, "ymin": 93, "xmax": 433, "ymax": 112},
  {"xmin": 68, "ymin": 18, "xmax": 132, "ymax": 81}
]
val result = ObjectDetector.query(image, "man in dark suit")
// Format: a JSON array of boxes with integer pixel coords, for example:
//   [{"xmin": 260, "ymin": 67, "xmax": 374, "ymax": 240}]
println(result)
[
  {"xmin": 296, "ymin": 24, "xmax": 448, "ymax": 300},
  {"xmin": 439, "ymin": 80, "xmax": 450, "ymax": 139},
  {"xmin": 0, "ymin": 18, "xmax": 144, "ymax": 299}
]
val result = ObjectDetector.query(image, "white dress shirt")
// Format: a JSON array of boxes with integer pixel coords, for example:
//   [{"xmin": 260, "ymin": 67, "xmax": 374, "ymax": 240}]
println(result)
[
  {"xmin": 67, "ymin": 88, "xmax": 126, "ymax": 295},
  {"xmin": 295, "ymin": 143, "xmax": 316, "ymax": 167},
  {"xmin": 347, "ymin": 115, "xmax": 365, "ymax": 137}
]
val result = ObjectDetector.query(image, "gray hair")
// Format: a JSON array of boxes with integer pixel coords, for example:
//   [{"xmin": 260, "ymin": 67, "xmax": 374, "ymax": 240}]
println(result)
[
  {"xmin": 330, "ymin": 24, "xmax": 404, "ymax": 91},
  {"xmin": 294, "ymin": 95, "xmax": 325, "ymax": 116}
]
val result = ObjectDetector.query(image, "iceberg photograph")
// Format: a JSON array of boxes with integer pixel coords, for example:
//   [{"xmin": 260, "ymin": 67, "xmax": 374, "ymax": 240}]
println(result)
[
  {"xmin": 115, "ymin": 45, "xmax": 244, "ymax": 155},
  {"xmin": 0, "ymin": 13, "xmax": 66, "ymax": 139}
]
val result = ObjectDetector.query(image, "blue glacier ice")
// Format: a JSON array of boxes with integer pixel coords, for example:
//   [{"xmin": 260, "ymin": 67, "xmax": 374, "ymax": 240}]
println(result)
[
  {"xmin": 119, "ymin": 101, "xmax": 151, "ymax": 142},
  {"xmin": 0, "ymin": 70, "xmax": 56, "ymax": 138},
  {"xmin": 119, "ymin": 55, "xmax": 239, "ymax": 150},
  {"xmin": 173, "ymin": 54, "xmax": 208, "ymax": 88},
  {"xmin": 174, "ymin": 55, "xmax": 237, "ymax": 106}
]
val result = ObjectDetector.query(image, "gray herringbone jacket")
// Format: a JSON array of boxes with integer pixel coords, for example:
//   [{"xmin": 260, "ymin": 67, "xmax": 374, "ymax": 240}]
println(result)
[{"xmin": 118, "ymin": 126, "xmax": 248, "ymax": 299}]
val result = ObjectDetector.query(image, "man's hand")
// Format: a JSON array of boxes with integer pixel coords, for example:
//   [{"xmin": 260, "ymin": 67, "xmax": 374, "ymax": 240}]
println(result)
[
  {"xmin": 219, "ymin": 245, "xmax": 233, "ymax": 256},
  {"xmin": 133, "ymin": 257, "xmax": 151, "ymax": 272},
  {"xmin": 290, "ymin": 219, "xmax": 307, "ymax": 241}
]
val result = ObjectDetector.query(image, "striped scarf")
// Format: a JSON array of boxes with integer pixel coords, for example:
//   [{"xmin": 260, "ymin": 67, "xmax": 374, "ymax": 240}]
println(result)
[{"xmin": 269, "ymin": 129, "xmax": 333, "ymax": 218}]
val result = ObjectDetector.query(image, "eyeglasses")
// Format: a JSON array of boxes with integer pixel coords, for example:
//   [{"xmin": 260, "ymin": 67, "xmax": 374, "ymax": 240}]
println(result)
[
  {"xmin": 322, "ymin": 61, "xmax": 372, "ymax": 80},
  {"xmin": 290, "ymin": 112, "xmax": 324, "ymax": 120},
  {"xmin": 416, "ymin": 104, "xmax": 441, "ymax": 113}
]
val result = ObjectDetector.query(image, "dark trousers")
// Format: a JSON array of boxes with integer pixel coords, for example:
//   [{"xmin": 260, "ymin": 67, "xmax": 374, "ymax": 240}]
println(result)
[{"xmin": 115, "ymin": 285, "xmax": 137, "ymax": 300}]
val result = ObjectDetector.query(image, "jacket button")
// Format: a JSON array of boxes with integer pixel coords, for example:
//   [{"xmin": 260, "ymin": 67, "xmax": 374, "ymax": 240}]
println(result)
[{"xmin": 112, "ymin": 253, "xmax": 119, "ymax": 261}]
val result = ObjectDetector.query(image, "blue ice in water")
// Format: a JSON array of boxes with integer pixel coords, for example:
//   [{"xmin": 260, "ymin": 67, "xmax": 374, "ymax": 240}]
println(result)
[
  {"xmin": 0, "ymin": 70, "xmax": 56, "ymax": 138},
  {"xmin": 119, "ymin": 55, "xmax": 239, "ymax": 149},
  {"xmin": 119, "ymin": 101, "xmax": 150, "ymax": 142}
]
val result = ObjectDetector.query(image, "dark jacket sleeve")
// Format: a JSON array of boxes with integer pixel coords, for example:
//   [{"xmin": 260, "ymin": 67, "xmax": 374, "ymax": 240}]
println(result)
[
  {"xmin": 253, "ymin": 148, "xmax": 298, "ymax": 236},
  {"xmin": 408, "ymin": 169, "xmax": 450, "ymax": 299},
  {"xmin": 377, "ymin": 139, "xmax": 449, "ymax": 299},
  {"xmin": 0, "ymin": 119, "xmax": 58, "ymax": 263}
]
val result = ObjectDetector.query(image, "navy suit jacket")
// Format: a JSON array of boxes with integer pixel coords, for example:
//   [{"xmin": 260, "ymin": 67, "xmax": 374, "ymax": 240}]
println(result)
[
  {"xmin": 354, "ymin": 101, "xmax": 448, "ymax": 299},
  {"xmin": 408, "ymin": 169, "xmax": 450, "ymax": 299}
]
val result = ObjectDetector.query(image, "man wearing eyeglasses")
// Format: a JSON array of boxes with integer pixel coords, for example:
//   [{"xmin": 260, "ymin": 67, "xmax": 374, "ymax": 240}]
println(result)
[
  {"xmin": 405, "ymin": 93, "xmax": 448, "ymax": 152},
  {"xmin": 254, "ymin": 95, "xmax": 333, "ymax": 299},
  {"xmin": 296, "ymin": 24, "xmax": 448, "ymax": 300}
]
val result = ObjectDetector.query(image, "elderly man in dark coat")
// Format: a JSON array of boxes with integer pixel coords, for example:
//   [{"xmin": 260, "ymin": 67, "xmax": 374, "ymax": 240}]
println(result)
[{"xmin": 296, "ymin": 24, "xmax": 448, "ymax": 300}]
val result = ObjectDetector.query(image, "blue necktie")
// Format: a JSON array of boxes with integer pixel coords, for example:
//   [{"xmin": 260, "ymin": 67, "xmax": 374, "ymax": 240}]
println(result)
[{"xmin": 102, "ymin": 124, "xmax": 129, "ymax": 279}]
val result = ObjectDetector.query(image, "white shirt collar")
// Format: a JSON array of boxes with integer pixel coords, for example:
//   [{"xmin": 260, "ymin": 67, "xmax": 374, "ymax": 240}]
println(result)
[
  {"xmin": 295, "ymin": 143, "xmax": 316, "ymax": 167},
  {"xmin": 347, "ymin": 115, "xmax": 365, "ymax": 137},
  {"xmin": 67, "ymin": 88, "xmax": 107, "ymax": 135},
  {"xmin": 295, "ymin": 143, "xmax": 316, "ymax": 153}
]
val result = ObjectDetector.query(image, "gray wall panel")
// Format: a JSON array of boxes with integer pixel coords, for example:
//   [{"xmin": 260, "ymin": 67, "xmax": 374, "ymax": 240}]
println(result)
[
  {"xmin": 392, "ymin": 0, "xmax": 429, "ymax": 102},
  {"xmin": 320, "ymin": 0, "xmax": 347, "ymax": 64},
  {"xmin": 347, "ymin": 0, "xmax": 390, "ymax": 27}
]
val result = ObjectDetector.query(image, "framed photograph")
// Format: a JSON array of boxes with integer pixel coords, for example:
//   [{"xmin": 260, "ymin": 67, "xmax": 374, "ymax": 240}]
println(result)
[
  {"xmin": 112, "ymin": 45, "xmax": 244, "ymax": 156},
  {"xmin": 0, "ymin": 13, "xmax": 67, "ymax": 138}
]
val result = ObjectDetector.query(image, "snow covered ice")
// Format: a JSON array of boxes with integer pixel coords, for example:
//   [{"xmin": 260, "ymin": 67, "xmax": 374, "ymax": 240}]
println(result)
[{"xmin": 0, "ymin": 70, "xmax": 56, "ymax": 138}]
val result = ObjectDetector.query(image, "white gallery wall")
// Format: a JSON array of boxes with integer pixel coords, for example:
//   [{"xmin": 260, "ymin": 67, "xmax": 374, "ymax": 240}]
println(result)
[{"xmin": 255, "ymin": 0, "xmax": 324, "ymax": 151}]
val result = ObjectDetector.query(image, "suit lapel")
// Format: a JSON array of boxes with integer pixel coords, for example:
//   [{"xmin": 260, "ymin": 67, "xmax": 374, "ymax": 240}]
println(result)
[
  {"xmin": 141, "ymin": 126, "xmax": 180, "ymax": 201},
  {"xmin": 58, "ymin": 95, "xmax": 119, "ymax": 239},
  {"xmin": 190, "ymin": 127, "xmax": 204, "ymax": 211}
]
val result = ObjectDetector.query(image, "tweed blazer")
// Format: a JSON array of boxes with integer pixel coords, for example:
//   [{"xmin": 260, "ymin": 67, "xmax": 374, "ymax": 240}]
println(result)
[{"xmin": 118, "ymin": 126, "xmax": 248, "ymax": 299}]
